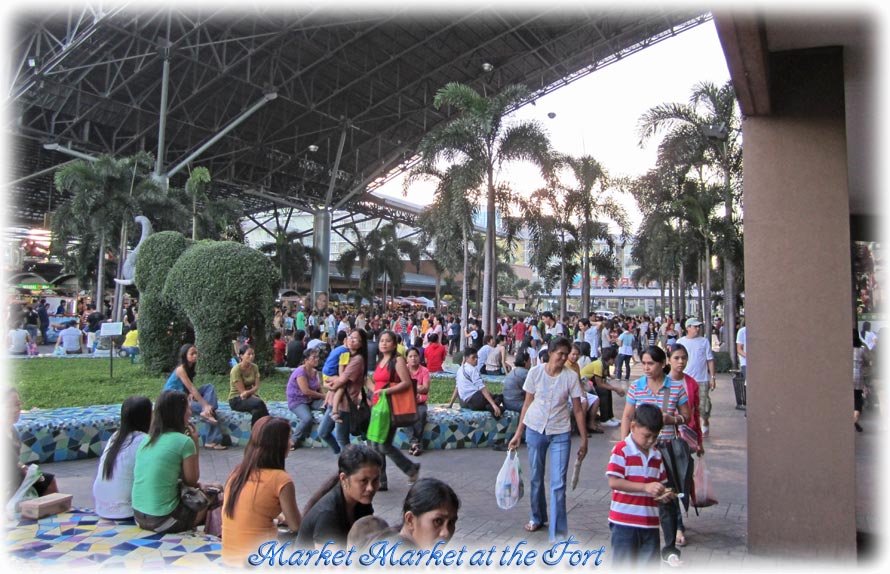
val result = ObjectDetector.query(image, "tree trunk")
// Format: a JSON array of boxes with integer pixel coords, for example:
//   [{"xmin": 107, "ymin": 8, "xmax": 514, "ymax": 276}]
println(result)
[
  {"xmin": 460, "ymin": 228, "xmax": 470, "ymax": 352},
  {"xmin": 96, "ymin": 233, "xmax": 106, "ymax": 312},
  {"xmin": 192, "ymin": 194, "xmax": 198, "ymax": 241},
  {"xmin": 659, "ymin": 280, "xmax": 665, "ymax": 319},
  {"xmin": 722, "ymin": 155, "xmax": 738, "ymax": 367},
  {"xmin": 434, "ymin": 273, "xmax": 442, "ymax": 310},
  {"xmin": 678, "ymin": 263, "xmax": 686, "ymax": 320},
  {"xmin": 704, "ymin": 241, "xmax": 713, "ymax": 350},
  {"xmin": 581, "ymin": 241, "xmax": 590, "ymax": 317},
  {"xmin": 112, "ymin": 221, "xmax": 129, "ymax": 323},
  {"xmin": 481, "ymin": 174, "xmax": 495, "ymax": 339}
]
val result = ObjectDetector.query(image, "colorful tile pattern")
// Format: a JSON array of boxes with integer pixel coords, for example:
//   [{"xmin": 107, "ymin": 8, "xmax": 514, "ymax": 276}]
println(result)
[
  {"xmin": 15, "ymin": 373, "xmax": 518, "ymax": 463},
  {"xmin": 5, "ymin": 509, "xmax": 222, "ymax": 568}
]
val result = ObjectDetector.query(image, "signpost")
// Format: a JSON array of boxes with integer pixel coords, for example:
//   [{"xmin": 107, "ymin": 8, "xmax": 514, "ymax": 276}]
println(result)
[{"xmin": 100, "ymin": 322, "xmax": 123, "ymax": 378}]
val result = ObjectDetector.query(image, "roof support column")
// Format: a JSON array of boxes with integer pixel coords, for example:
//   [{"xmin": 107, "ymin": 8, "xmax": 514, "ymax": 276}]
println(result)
[
  {"xmin": 312, "ymin": 119, "xmax": 350, "ymax": 311},
  {"xmin": 311, "ymin": 208, "xmax": 332, "ymax": 313},
  {"xmin": 154, "ymin": 43, "xmax": 171, "ymax": 179}
]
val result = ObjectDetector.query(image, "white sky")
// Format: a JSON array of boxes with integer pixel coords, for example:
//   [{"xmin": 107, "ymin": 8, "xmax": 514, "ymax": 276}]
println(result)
[{"xmin": 374, "ymin": 20, "xmax": 731, "ymax": 234}]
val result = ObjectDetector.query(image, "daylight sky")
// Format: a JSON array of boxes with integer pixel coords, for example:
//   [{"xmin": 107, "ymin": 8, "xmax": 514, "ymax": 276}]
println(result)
[{"xmin": 372, "ymin": 19, "xmax": 731, "ymax": 234}]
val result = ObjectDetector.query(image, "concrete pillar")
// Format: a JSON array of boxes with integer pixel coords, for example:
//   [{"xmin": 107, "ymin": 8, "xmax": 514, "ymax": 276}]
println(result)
[
  {"xmin": 311, "ymin": 208, "xmax": 331, "ymax": 311},
  {"xmin": 744, "ymin": 48, "xmax": 856, "ymax": 558}
]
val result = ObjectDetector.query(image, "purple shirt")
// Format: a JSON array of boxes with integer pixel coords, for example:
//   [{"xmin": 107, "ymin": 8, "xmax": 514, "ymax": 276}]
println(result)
[{"xmin": 287, "ymin": 365, "xmax": 320, "ymax": 409}]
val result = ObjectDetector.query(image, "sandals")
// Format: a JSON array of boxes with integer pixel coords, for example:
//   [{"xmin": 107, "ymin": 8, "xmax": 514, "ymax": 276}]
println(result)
[
  {"xmin": 204, "ymin": 443, "xmax": 228, "ymax": 451},
  {"xmin": 676, "ymin": 530, "xmax": 687, "ymax": 547},
  {"xmin": 409, "ymin": 443, "xmax": 422, "ymax": 457},
  {"xmin": 524, "ymin": 521, "xmax": 543, "ymax": 533},
  {"xmin": 408, "ymin": 465, "xmax": 421, "ymax": 485}
]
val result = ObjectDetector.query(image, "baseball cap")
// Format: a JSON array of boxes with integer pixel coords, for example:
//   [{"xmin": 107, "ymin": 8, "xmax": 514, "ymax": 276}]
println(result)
[{"xmin": 685, "ymin": 317, "xmax": 703, "ymax": 328}]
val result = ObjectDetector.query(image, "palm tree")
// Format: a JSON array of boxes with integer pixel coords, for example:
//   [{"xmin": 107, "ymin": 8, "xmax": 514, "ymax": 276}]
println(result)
[
  {"xmin": 409, "ymin": 161, "xmax": 482, "ymax": 351},
  {"xmin": 417, "ymin": 82, "xmax": 552, "ymax": 337},
  {"xmin": 638, "ymin": 80, "xmax": 742, "ymax": 364},
  {"xmin": 52, "ymin": 152, "xmax": 164, "ymax": 304},
  {"xmin": 256, "ymin": 209, "xmax": 319, "ymax": 291},
  {"xmin": 559, "ymin": 154, "xmax": 630, "ymax": 316}
]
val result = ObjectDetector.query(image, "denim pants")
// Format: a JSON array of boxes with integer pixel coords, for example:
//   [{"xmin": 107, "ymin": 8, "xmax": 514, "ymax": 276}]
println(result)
[
  {"xmin": 403, "ymin": 403, "xmax": 428, "ymax": 446},
  {"xmin": 191, "ymin": 384, "xmax": 222, "ymax": 445},
  {"xmin": 316, "ymin": 406, "xmax": 342, "ymax": 454},
  {"xmin": 290, "ymin": 399, "xmax": 325, "ymax": 443},
  {"xmin": 616, "ymin": 353, "xmax": 632, "ymax": 380},
  {"xmin": 229, "ymin": 395, "xmax": 270, "ymax": 427},
  {"xmin": 525, "ymin": 428, "xmax": 571, "ymax": 543},
  {"xmin": 373, "ymin": 424, "xmax": 420, "ymax": 488},
  {"xmin": 609, "ymin": 523, "xmax": 660, "ymax": 566}
]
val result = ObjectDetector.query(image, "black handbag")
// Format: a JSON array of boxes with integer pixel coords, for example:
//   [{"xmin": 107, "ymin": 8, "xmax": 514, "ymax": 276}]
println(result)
[
  {"xmin": 659, "ymin": 383, "xmax": 694, "ymax": 513},
  {"xmin": 345, "ymin": 387, "xmax": 371, "ymax": 435},
  {"xmin": 180, "ymin": 485, "xmax": 212, "ymax": 512}
]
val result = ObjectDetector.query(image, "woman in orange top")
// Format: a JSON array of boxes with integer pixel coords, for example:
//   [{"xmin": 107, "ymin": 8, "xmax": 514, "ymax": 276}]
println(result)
[{"xmin": 221, "ymin": 417, "xmax": 301, "ymax": 565}]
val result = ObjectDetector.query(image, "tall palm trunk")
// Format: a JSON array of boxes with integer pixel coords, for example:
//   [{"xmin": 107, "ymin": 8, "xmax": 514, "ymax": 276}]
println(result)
[
  {"xmin": 460, "ymin": 228, "xmax": 469, "ymax": 352},
  {"xmin": 722, "ymin": 157, "xmax": 737, "ymax": 366},
  {"xmin": 678, "ymin": 263, "xmax": 686, "ymax": 319},
  {"xmin": 659, "ymin": 280, "xmax": 666, "ymax": 318},
  {"xmin": 581, "ymin": 243, "xmax": 591, "ymax": 317},
  {"xmin": 482, "ymin": 168, "xmax": 496, "ymax": 337},
  {"xmin": 96, "ymin": 233, "xmax": 106, "ymax": 310},
  {"xmin": 703, "ymin": 241, "xmax": 713, "ymax": 348}
]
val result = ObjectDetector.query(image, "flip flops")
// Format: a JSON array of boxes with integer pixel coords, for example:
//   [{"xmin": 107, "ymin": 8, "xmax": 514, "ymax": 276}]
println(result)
[
  {"xmin": 524, "ymin": 521, "xmax": 542, "ymax": 532},
  {"xmin": 204, "ymin": 443, "xmax": 228, "ymax": 451}
]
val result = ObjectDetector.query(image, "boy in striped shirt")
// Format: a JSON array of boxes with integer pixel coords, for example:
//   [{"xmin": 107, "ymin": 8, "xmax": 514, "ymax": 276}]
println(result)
[{"xmin": 606, "ymin": 403, "xmax": 676, "ymax": 566}]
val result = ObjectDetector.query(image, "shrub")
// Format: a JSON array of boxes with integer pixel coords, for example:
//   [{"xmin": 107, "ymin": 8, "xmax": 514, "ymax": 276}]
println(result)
[
  {"xmin": 134, "ymin": 232, "xmax": 193, "ymax": 373},
  {"xmin": 165, "ymin": 240, "xmax": 280, "ymax": 374}
]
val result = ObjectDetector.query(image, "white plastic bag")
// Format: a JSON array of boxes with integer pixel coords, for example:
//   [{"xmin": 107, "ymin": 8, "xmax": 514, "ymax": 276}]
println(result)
[
  {"xmin": 495, "ymin": 449, "xmax": 524, "ymax": 510},
  {"xmin": 6, "ymin": 464, "xmax": 42, "ymax": 517}
]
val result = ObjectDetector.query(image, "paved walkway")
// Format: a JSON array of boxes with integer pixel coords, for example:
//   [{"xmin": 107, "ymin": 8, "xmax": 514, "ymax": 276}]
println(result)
[{"xmin": 33, "ymin": 361, "xmax": 878, "ymax": 568}]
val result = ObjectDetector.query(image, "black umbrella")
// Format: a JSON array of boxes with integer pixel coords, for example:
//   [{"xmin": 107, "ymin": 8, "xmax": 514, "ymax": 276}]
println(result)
[{"xmin": 660, "ymin": 439, "xmax": 694, "ymax": 513}]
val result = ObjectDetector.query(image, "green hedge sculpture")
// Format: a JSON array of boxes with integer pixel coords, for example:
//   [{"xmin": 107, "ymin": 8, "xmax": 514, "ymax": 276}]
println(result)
[{"xmin": 135, "ymin": 231, "xmax": 280, "ymax": 375}]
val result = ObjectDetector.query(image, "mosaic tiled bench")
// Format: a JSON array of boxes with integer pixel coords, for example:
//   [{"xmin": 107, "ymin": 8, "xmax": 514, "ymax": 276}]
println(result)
[
  {"xmin": 16, "ymin": 401, "xmax": 519, "ymax": 464},
  {"xmin": 6, "ymin": 508, "xmax": 222, "ymax": 568}
]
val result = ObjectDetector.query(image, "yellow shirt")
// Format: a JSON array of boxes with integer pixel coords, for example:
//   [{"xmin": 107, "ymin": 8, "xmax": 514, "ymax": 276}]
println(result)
[
  {"xmin": 579, "ymin": 359, "xmax": 605, "ymax": 381},
  {"xmin": 123, "ymin": 329, "xmax": 139, "ymax": 347}
]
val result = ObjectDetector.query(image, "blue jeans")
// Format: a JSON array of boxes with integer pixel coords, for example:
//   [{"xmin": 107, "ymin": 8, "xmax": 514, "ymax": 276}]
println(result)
[
  {"xmin": 403, "ymin": 403, "xmax": 428, "ymax": 447},
  {"xmin": 318, "ymin": 407, "xmax": 349, "ymax": 454},
  {"xmin": 616, "ymin": 353, "xmax": 632, "ymax": 380},
  {"xmin": 191, "ymin": 384, "xmax": 222, "ymax": 445},
  {"xmin": 525, "ymin": 428, "xmax": 571, "ymax": 543},
  {"xmin": 609, "ymin": 523, "xmax": 660, "ymax": 566},
  {"xmin": 289, "ymin": 399, "xmax": 325, "ymax": 444}
]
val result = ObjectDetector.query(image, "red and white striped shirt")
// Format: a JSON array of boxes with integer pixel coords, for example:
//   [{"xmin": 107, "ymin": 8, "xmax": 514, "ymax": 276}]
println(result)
[{"xmin": 606, "ymin": 436, "xmax": 666, "ymax": 528}]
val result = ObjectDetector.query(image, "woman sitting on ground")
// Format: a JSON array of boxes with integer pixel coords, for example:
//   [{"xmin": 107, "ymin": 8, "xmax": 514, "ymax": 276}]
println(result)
[
  {"xmin": 297, "ymin": 444, "xmax": 383, "ymax": 548},
  {"xmin": 92, "ymin": 396, "xmax": 152, "ymax": 519},
  {"xmin": 229, "ymin": 344, "xmax": 270, "ymax": 427},
  {"xmin": 132, "ymin": 390, "xmax": 221, "ymax": 533},
  {"xmin": 7, "ymin": 389, "xmax": 59, "ymax": 503},
  {"xmin": 374, "ymin": 478, "xmax": 461, "ymax": 549},
  {"xmin": 164, "ymin": 344, "xmax": 225, "ymax": 450},
  {"xmin": 222, "ymin": 416, "xmax": 301, "ymax": 566}
]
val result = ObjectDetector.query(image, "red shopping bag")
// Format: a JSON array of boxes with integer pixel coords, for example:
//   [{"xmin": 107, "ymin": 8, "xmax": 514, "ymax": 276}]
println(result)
[{"xmin": 692, "ymin": 455, "xmax": 718, "ymax": 508}]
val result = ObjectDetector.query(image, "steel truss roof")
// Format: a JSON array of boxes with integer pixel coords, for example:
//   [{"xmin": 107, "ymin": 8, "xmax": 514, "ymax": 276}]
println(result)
[{"xmin": 6, "ymin": 5, "xmax": 709, "ymax": 229}]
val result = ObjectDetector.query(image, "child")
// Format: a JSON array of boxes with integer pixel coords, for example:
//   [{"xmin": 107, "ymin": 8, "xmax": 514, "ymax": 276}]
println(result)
[{"xmin": 605, "ymin": 403, "xmax": 676, "ymax": 566}]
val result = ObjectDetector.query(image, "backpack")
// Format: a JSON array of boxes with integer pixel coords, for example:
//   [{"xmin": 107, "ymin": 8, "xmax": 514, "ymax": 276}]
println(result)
[{"xmin": 316, "ymin": 342, "xmax": 332, "ymax": 365}]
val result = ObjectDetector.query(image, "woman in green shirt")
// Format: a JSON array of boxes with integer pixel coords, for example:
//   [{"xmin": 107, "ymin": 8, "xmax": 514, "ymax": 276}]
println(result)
[
  {"xmin": 229, "ymin": 344, "xmax": 270, "ymax": 427},
  {"xmin": 132, "ymin": 390, "xmax": 217, "ymax": 533}
]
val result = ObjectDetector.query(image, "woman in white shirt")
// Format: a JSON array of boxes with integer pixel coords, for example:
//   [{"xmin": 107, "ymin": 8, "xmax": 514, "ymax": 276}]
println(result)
[
  {"xmin": 507, "ymin": 337, "xmax": 587, "ymax": 543},
  {"xmin": 92, "ymin": 396, "xmax": 152, "ymax": 519}
]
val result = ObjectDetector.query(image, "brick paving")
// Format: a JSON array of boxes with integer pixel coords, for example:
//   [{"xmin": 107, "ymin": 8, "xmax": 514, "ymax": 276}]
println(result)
[{"xmin": 38, "ymin": 360, "xmax": 879, "ymax": 567}]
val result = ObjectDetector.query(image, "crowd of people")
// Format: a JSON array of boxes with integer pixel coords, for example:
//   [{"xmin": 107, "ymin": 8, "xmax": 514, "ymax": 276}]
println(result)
[{"xmin": 8, "ymin": 301, "xmax": 883, "ymax": 568}]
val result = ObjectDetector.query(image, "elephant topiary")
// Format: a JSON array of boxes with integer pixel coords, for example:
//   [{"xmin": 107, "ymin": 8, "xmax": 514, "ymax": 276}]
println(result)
[{"xmin": 134, "ymin": 231, "xmax": 280, "ymax": 375}]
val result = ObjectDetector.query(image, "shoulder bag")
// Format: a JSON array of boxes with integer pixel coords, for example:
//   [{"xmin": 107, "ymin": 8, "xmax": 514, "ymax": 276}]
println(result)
[
  {"xmin": 388, "ymin": 362, "xmax": 419, "ymax": 426},
  {"xmin": 346, "ymin": 386, "xmax": 371, "ymax": 436},
  {"xmin": 658, "ymin": 381, "xmax": 694, "ymax": 512}
]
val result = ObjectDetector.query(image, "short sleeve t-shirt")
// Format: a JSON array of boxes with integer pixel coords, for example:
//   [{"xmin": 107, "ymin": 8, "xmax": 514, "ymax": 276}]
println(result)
[
  {"xmin": 296, "ymin": 485, "xmax": 373, "ymax": 547},
  {"xmin": 626, "ymin": 376, "xmax": 688, "ymax": 440},
  {"xmin": 676, "ymin": 336, "xmax": 713, "ymax": 382},
  {"xmin": 132, "ymin": 432, "xmax": 196, "ymax": 516},
  {"xmin": 222, "ymin": 468, "xmax": 294, "ymax": 565},
  {"xmin": 521, "ymin": 364, "xmax": 583, "ymax": 435},
  {"xmin": 93, "ymin": 431, "xmax": 147, "ymax": 519},
  {"xmin": 229, "ymin": 363, "xmax": 260, "ymax": 400}
]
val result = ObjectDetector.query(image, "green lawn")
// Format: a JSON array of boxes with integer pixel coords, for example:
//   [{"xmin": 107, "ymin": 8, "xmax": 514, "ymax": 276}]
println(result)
[{"xmin": 8, "ymin": 358, "xmax": 491, "ymax": 409}]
